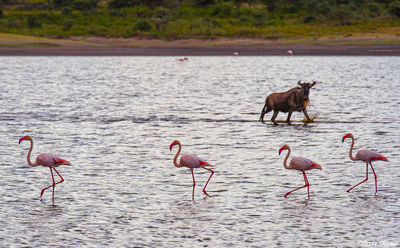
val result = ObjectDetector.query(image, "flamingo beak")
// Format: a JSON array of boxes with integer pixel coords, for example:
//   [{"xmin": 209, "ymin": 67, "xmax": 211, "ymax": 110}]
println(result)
[
  {"xmin": 169, "ymin": 143, "xmax": 175, "ymax": 151},
  {"xmin": 279, "ymin": 147, "xmax": 284, "ymax": 155},
  {"xmin": 342, "ymin": 134, "xmax": 349, "ymax": 143},
  {"xmin": 18, "ymin": 136, "xmax": 25, "ymax": 144}
]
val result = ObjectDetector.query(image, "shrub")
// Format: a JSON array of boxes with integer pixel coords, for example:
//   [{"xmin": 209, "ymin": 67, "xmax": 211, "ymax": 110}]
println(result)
[
  {"xmin": 154, "ymin": 6, "xmax": 170, "ymax": 18},
  {"xmin": 27, "ymin": 14, "xmax": 42, "ymax": 28},
  {"xmin": 389, "ymin": 1, "xmax": 400, "ymax": 18},
  {"xmin": 134, "ymin": 19, "xmax": 152, "ymax": 31},
  {"xmin": 72, "ymin": 0, "xmax": 98, "ymax": 11},
  {"xmin": 210, "ymin": 2, "xmax": 234, "ymax": 17},
  {"xmin": 62, "ymin": 7, "xmax": 73, "ymax": 15}
]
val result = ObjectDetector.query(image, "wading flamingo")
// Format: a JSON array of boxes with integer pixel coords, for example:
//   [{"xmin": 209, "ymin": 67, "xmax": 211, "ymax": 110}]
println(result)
[
  {"xmin": 342, "ymin": 133, "xmax": 388, "ymax": 194},
  {"xmin": 279, "ymin": 145, "xmax": 322, "ymax": 198},
  {"xmin": 170, "ymin": 140, "xmax": 214, "ymax": 201},
  {"xmin": 19, "ymin": 135, "xmax": 71, "ymax": 204}
]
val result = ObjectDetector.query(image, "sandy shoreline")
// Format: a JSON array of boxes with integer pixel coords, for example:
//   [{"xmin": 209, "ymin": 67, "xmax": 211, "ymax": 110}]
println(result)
[{"xmin": 1, "ymin": 43, "xmax": 400, "ymax": 56}]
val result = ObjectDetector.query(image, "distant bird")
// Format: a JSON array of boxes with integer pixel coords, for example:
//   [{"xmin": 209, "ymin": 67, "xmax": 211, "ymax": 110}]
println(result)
[
  {"xmin": 19, "ymin": 135, "xmax": 71, "ymax": 204},
  {"xmin": 287, "ymin": 50, "xmax": 293, "ymax": 55},
  {"xmin": 170, "ymin": 140, "xmax": 214, "ymax": 201},
  {"xmin": 342, "ymin": 133, "xmax": 388, "ymax": 194},
  {"xmin": 233, "ymin": 52, "xmax": 239, "ymax": 56},
  {"xmin": 279, "ymin": 145, "xmax": 322, "ymax": 198},
  {"xmin": 176, "ymin": 57, "xmax": 188, "ymax": 62}
]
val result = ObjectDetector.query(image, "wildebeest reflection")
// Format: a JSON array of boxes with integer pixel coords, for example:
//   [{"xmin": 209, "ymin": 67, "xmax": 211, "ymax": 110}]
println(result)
[{"xmin": 259, "ymin": 81, "xmax": 316, "ymax": 125}]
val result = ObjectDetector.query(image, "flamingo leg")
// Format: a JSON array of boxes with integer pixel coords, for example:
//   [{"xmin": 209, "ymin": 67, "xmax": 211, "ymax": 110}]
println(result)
[
  {"xmin": 191, "ymin": 169, "xmax": 195, "ymax": 201},
  {"xmin": 202, "ymin": 167, "xmax": 214, "ymax": 197},
  {"xmin": 40, "ymin": 168, "xmax": 64, "ymax": 202},
  {"xmin": 369, "ymin": 162, "xmax": 378, "ymax": 194},
  {"xmin": 284, "ymin": 171, "xmax": 309, "ymax": 198},
  {"xmin": 347, "ymin": 163, "xmax": 369, "ymax": 192}
]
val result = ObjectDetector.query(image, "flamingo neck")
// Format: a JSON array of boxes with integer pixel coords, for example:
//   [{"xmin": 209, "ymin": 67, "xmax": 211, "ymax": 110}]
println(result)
[
  {"xmin": 26, "ymin": 139, "xmax": 38, "ymax": 167},
  {"xmin": 173, "ymin": 142, "xmax": 183, "ymax": 167},
  {"xmin": 347, "ymin": 135, "xmax": 357, "ymax": 161},
  {"xmin": 283, "ymin": 147, "xmax": 291, "ymax": 169}
]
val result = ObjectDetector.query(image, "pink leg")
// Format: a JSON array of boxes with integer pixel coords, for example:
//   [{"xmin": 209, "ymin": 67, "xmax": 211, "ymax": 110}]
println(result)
[
  {"xmin": 347, "ymin": 163, "xmax": 369, "ymax": 192},
  {"xmin": 202, "ymin": 167, "xmax": 214, "ymax": 197},
  {"xmin": 369, "ymin": 162, "xmax": 378, "ymax": 194},
  {"xmin": 191, "ymin": 169, "xmax": 195, "ymax": 201},
  {"xmin": 40, "ymin": 168, "xmax": 64, "ymax": 202},
  {"xmin": 284, "ymin": 171, "xmax": 309, "ymax": 198}
]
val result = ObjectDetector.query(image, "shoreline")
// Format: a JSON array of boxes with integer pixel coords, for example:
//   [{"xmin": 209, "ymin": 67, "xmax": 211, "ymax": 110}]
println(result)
[
  {"xmin": 1, "ymin": 35, "xmax": 400, "ymax": 56},
  {"xmin": 1, "ymin": 44, "xmax": 400, "ymax": 56},
  {"xmin": 0, "ymin": 44, "xmax": 400, "ymax": 56}
]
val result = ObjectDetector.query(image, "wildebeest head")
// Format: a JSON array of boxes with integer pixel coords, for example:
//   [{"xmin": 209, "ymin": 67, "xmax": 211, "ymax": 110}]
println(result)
[{"xmin": 297, "ymin": 80, "xmax": 316, "ymax": 101}]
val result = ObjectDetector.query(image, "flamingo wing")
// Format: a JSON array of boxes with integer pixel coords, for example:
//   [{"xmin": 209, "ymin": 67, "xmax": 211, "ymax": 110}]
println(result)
[
  {"xmin": 357, "ymin": 150, "xmax": 388, "ymax": 162},
  {"xmin": 37, "ymin": 153, "xmax": 71, "ymax": 167},
  {"xmin": 180, "ymin": 154, "xmax": 211, "ymax": 168},
  {"xmin": 291, "ymin": 157, "xmax": 322, "ymax": 170}
]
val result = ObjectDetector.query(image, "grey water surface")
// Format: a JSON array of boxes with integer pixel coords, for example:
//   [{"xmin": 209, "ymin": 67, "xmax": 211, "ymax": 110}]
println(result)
[{"xmin": 0, "ymin": 56, "xmax": 399, "ymax": 247}]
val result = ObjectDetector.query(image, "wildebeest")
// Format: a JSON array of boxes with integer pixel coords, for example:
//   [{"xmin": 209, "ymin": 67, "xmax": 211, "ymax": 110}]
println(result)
[{"xmin": 259, "ymin": 81, "xmax": 316, "ymax": 125}]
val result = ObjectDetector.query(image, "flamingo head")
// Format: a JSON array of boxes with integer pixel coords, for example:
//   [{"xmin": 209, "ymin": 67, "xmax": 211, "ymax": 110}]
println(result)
[
  {"xmin": 342, "ymin": 133, "xmax": 353, "ymax": 143},
  {"xmin": 19, "ymin": 135, "xmax": 32, "ymax": 144},
  {"xmin": 169, "ymin": 140, "xmax": 180, "ymax": 151},
  {"xmin": 279, "ymin": 145, "xmax": 289, "ymax": 155}
]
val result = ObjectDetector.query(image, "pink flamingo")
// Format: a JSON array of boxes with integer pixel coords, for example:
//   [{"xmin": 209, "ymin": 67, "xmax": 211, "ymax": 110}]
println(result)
[
  {"xmin": 279, "ymin": 145, "xmax": 322, "ymax": 198},
  {"xmin": 170, "ymin": 140, "xmax": 214, "ymax": 201},
  {"xmin": 19, "ymin": 135, "xmax": 71, "ymax": 203},
  {"xmin": 342, "ymin": 133, "xmax": 388, "ymax": 194}
]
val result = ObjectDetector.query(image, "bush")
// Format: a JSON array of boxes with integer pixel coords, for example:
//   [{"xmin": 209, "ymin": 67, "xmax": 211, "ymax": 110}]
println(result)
[
  {"xmin": 210, "ymin": 2, "xmax": 234, "ymax": 17},
  {"xmin": 53, "ymin": 0, "xmax": 70, "ymax": 8},
  {"xmin": 72, "ymin": 0, "xmax": 98, "ymax": 11},
  {"xmin": 154, "ymin": 7, "xmax": 171, "ymax": 18},
  {"xmin": 27, "ymin": 15, "xmax": 42, "ymax": 28},
  {"xmin": 62, "ymin": 7, "xmax": 73, "ymax": 15},
  {"xmin": 134, "ymin": 19, "xmax": 152, "ymax": 31},
  {"xmin": 389, "ymin": 1, "xmax": 400, "ymax": 18}
]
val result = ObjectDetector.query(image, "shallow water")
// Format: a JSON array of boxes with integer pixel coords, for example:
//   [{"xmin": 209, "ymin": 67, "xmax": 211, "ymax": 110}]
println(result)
[{"xmin": 0, "ymin": 56, "xmax": 399, "ymax": 247}]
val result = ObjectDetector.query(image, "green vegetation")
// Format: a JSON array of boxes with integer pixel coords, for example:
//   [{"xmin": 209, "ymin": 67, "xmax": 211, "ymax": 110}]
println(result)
[{"xmin": 0, "ymin": 0, "xmax": 399, "ymax": 40}]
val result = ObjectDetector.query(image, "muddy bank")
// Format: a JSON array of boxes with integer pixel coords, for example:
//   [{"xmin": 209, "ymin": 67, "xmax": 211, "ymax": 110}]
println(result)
[{"xmin": 1, "ymin": 44, "xmax": 400, "ymax": 56}]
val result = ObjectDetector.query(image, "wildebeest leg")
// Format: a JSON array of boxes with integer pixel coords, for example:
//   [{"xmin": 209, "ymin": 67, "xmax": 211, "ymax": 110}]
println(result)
[
  {"xmin": 286, "ymin": 111, "xmax": 293, "ymax": 124},
  {"xmin": 259, "ymin": 102, "xmax": 272, "ymax": 123},
  {"xmin": 271, "ymin": 110, "xmax": 279, "ymax": 125},
  {"xmin": 303, "ymin": 108, "xmax": 311, "ymax": 120}
]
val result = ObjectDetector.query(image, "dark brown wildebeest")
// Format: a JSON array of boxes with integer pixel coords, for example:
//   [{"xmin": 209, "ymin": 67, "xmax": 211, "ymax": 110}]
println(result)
[{"xmin": 259, "ymin": 81, "xmax": 316, "ymax": 125}]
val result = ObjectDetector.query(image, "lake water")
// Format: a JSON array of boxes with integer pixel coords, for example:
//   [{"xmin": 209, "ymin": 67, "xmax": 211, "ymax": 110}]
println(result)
[{"xmin": 0, "ymin": 56, "xmax": 399, "ymax": 247}]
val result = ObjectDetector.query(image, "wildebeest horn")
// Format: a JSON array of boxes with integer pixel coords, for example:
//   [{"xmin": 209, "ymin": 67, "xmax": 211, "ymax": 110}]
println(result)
[
  {"xmin": 311, "ymin": 81, "xmax": 316, "ymax": 87},
  {"xmin": 298, "ymin": 80, "xmax": 302, "ymax": 86}
]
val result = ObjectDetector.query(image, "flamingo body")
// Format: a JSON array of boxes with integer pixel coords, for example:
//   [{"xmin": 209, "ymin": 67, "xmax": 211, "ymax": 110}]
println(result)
[
  {"xmin": 289, "ymin": 157, "xmax": 322, "ymax": 171},
  {"xmin": 179, "ymin": 154, "xmax": 211, "ymax": 169},
  {"xmin": 342, "ymin": 133, "xmax": 388, "ymax": 194},
  {"xmin": 279, "ymin": 145, "xmax": 322, "ymax": 198},
  {"xmin": 19, "ymin": 135, "xmax": 70, "ymax": 204},
  {"xmin": 170, "ymin": 140, "xmax": 214, "ymax": 201},
  {"xmin": 36, "ymin": 153, "xmax": 71, "ymax": 167},
  {"xmin": 354, "ymin": 150, "xmax": 388, "ymax": 163}
]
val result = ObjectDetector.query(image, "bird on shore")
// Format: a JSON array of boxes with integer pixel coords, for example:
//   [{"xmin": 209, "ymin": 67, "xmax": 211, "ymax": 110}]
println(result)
[
  {"xmin": 279, "ymin": 145, "xmax": 322, "ymax": 198},
  {"xmin": 170, "ymin": 140, "xmax": 214, "ymax": 201},
  {"xmin": 342, "ymin": 133, "xmax": 388, "ymax": 194},
  {"xmin": 19, "ymin": 135, "xmax": 71, "ymax": 204}
]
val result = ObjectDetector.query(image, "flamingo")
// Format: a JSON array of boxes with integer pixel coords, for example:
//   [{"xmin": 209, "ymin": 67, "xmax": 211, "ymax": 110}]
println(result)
[
  {"xmin": 19, "ymin": 135, "xmax": 71, "ymax": 203},
  {"xmin": 170, "ymin": 140, "xmax": 214, "ymax": 201},
  {"xmin": 342, "ymin": 133, "xmax": 388, "ymax": 194},
  {"xmin": 279, "ymin": 145, "xmax": 322, "ymax": 198}
]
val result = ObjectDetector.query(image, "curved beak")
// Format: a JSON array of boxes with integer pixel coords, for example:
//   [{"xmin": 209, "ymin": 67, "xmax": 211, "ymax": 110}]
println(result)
[
  {"xmin": 18, "ymin": 137, "xmax": 25, "ymax": 144},
  {"xmin": 279, "ymin": 147, "xmax": 284, "ymax": 155},
  {"xmin": 342, "ymin": 134, "xmax": 349, "ymax": 143},
  {"xmin": 169, "ymin": 143, "xmax": 174, "ymax": 151}
]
